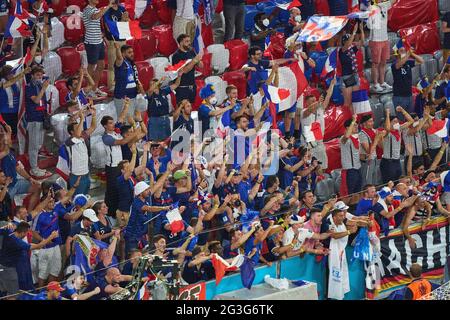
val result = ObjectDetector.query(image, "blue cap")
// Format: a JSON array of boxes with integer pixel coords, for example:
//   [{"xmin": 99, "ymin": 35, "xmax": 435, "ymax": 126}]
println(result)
[
  {"xmin": 199, "ymin": 84, "xmax": 215, "ymax": 100},
  {"xmin": 73, "ymin": 194, "xmax": 88, "ymax": 207}
]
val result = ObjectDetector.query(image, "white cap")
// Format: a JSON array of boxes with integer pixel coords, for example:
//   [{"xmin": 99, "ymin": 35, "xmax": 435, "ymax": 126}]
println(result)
[
  {"xmin": 83, "ymin": 209, "xmax": 99, "ymax": 223},
  {"xmin": 134, "ymin": 181, "xmax": 150, "ymax": 196},
  {"xmin": 334, "ymin": 201, "xmax": 349, "ymax": 211}
]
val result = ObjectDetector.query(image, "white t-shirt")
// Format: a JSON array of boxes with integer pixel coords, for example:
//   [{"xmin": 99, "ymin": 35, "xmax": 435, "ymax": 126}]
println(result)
[
  {"xmin": 300, "ymin": 104, "xmax": 325, "ymax": 144},
  {"xmin": 282, "ymin": 227, "xmax": 315, "ymax": 251},
  {"xmin": 367, "ymin": 1, "xmax": 392, "ymax": 42}
]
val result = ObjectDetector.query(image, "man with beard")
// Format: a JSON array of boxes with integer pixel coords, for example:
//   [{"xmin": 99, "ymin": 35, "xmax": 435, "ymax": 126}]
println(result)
[
  {"xmin": 359, "ymin": 115, "xmax": 385, "ymax": 186},
  {"xmin": 113, "ymin": 43, "xmax": 143, "ymax": 120},
  {"xmin": 172, "ymin": 34, "xmax": 203, "ymax": 103}
]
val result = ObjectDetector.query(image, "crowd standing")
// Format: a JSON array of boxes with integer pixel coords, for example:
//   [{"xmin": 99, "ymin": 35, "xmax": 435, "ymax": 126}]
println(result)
[{"xmin": 0, "ymin": 0, "xmax": 450, "ymax": 301}]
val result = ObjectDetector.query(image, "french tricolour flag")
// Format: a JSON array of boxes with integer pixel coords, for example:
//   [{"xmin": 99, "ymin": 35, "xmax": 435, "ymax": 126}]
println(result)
[
  {"xmin": 303, "ymin": 121, "xmax": 323, "ymax": 142},
  {"xmin": 124, "ymin": 0, "xmax": 151, "ymax": 19},
  {"xmin": 352, "ymin": 90, "xmax": 372, "ymax": 115},
  {"xmin": 136, "ymin": 281, "xmax": 150, "ymax": 300},
  {"xmin": 56, "ymin": 144, "xmax": 70, "ymax": 181},
  {"xmin": 321, "ymin": 48, "xmax": 337, "ymax": 78},
  {"xmin": 263, "ymin": 84, "xmax": 291, "ymax": 128},
  {"xmin": 105, "ymin": 20, "xmax": 142, "ymax": 40},
  {"xmin": 5, "ymin": 0, "xmax": 33, "ymax": 38},
  {"xmin": 274, "ymin": 0, "xmax": 302, "ymax": 10},
  {"xmin": 211, "ymin": 254, "xmax": 242, "ymax": 285},
  {"xmin": 427, "ymin": 118, "xmax": 449, "ymax": 139},
  {"xmin": 166, "ymin": 206, "xmax": 185, "ymax": 234},
  {"xmin": 165, "ymin": 59, "xmax": 192, "ymax": 80},
  {"xmin": 193, "ymin": 15, "xmax": 205, "ymax": 54}
]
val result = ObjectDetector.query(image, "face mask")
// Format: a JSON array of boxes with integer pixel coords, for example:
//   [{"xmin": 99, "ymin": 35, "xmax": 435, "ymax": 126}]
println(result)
[
  {"xmin": 393, "ymin": 123, "xmax": 400, "ymax": 130},
  {"xmin": 262, "ymin": 19, "xmax": 270, "ymax": 27},
  {"xmin": 209, "ymin": 96, "xmax": 218, "ymax": 105},
  {"xmin": 35, "ymin": 55, "xmax": 42, "ymax": 64},
  {"xmin": 294, "ymin": 15, "xmax": 302, "ymax": 23},
  {"xmin": 412, "ymin": 121, "xmax": 419, "ymax": 127}
]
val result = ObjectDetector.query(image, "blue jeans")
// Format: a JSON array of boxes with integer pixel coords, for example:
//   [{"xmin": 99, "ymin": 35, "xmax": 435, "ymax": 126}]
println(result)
[
  {"xmin": 346, "ymin": 168, "xmax": 362, "ymax": 194},
  {"xmin": 68, "ymin": 174, "xmax": 91, "ymax": 196},
  {"xmin": 392, "ymin": 96, "xmax": 413, "ymax": 121}
]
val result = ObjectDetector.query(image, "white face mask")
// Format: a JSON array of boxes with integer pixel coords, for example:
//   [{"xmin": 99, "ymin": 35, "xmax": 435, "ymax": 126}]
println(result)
[
  {"xmin": 35, "ymin": 55, "xmax": 42, "ymax": 64},
  {"xmin": 393, "ymin": 123, "xmax": 400, "ymax": 130},
  {"xmin": 262, "ymin": 19, "xmax": 270, "ymax": 27},
  {"xmin": 412, "ymin": 121, "xmax": 419, "ymax": 127},
  {"xmin": 209, "ymin": 96, "xmax": 218, "ymax": 105},
  {"xmin": 294, "ymin": 15, "xmax": 302, "ymax": 23}
]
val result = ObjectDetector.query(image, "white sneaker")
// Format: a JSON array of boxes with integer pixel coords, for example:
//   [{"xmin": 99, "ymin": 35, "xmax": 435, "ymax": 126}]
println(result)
[
  {"xmin": 373, "ymin": 83, "xmax": 384, "ymax": 93},
  {"xmin": 31, "ymin": 168, "xmax": 49, "ymax": 177},
  {"xmin": 381, "ymin": 82, "xmax": 392, "ymax": 90},
  {"xmin": 95, "ymin": 88, "xmax": 108, "ymax": 97},
  {"xmin": 89, "ymin": 178, "xmax": 101, "ymax": 190}
]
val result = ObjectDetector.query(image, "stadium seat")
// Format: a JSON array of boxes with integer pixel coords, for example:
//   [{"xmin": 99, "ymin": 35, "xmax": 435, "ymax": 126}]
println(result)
[
  {"xmin": 55, "ymin": 80, "xmax": 70, "ymax": 108},
  {"xmin": 139, "ymin": 5, "xmax": 159, "ymax": 27},
  {"xmin": 126, "ymin": 38, "xmax": 144, "ymax": 63},
  {"xmin": 51, "ymin": 0, "xmax": 67, "ymax": 19},
  {"xmin": 196, "ymin": 51, "xmax": 212, "ymax": 77},
  {"xmin": 152, "ymin": 25, "xmax": 178, "ymax": 57},
  {"xmin": 424, "ymin": 58, "xmax": 438, "ymax": 80},
  {"xmin": 66, "ymin": 0, "xmax": 87, "ymax": 10},
  {"xmin": 140, "ymin": 30, "xmax": 157, "ymax": 60},
  {"xmin": 57, "ymin": 47, "xmax": 81, "ymax": 76},
  {"xmin": 224, "ymin": 39, "xmax": 248, "ymax": 71},
  {"xmin": 207, "ymin": 44, "xmax": 230, "ymax": 74},
  {"xmin": 384, "ymin": 66, "xmax": 393, "ymax": 86},
  {"xmin": 136, "ymin": 61, "xmax": 155, "ymax": 92},
  {"xmin": 193, "ymin": 79, "xmax": 206, "ymax": 110},
  {"xmin": 222, "ymin": 71, "xmax": 247, "ymax": 100},
  {"xmin": 411, "ymin": 65, "xmax": 421, "ymax": 85},
  {"xmin": 43, "ymin": 51, "xmax": 63, "ymax": 82},
  {"xmin": 379, "ymin": 94, "xmax": 393, "ymax": 105},
  {"xmin": 154, "ymin": 0, "xmax": 173, "ymax": 24},
  {"xmin": 371, "ymin": 103, "xmax": 384, "ymax": 128},
  {"xmin": 59, "ymin": 15, "xmax": 85, "ymax": 45},
  {"xmin": 364, "ymin": 68, "xmax": 371, "ymax": 84}
]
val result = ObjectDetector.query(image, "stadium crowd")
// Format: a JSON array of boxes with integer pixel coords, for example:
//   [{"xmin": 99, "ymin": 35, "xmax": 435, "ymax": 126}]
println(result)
[{"xmin": 0, "ymin": 0, "xmax": 450, "ymax": 300}]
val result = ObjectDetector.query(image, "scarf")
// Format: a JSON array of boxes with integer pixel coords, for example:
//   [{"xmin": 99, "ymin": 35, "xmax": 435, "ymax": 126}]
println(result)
[
  {"xmin": 361, "ymin": 127, "xmax": 383, "ymax": 158},
  {"xmin": 349, "ymin": 134, "xmax": 359, "ymax": 149},
  {"xmin": 390, "ymin": 129, "xmax": 401, "ymax": 141}
]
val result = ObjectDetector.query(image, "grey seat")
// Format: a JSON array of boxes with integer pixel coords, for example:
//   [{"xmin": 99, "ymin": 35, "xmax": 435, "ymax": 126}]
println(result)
[
  {"xmin": 384, "ymin": 66, "xmax": 393, "ymax": 86},
  {"xmin": 315, "ymin": 178, "xmax": 331, "ymax": 202},
  {"xmin": 364, "ymin": 68, "xmax": 371, "ymax": 83},
  {"xmin": 330, "ymin": 169, "xmax": 342, "ymax": 195},
  {"xmin": 411, "ymin": 65, "xmax": 421, "ymax": 85},
  {"xmin": 439, "ymin": 0, "xmax": 450, "ymax": 12},
  {"xmin": 372, "ymin": 103, "xmax": 384, "ymax": 127},
  {"xmin": 425, "ymin": 58, "xmax": 438, "ymax": 80},
  {"xmin": 379, "ymin": 94, "xmax": 393, "ymax": 105},
  {"xmin": 384, "ymin": 101, "xmax": 395, "ymax": 116},
  {"xmin": 388, "ymin": 32, "xmax": 399, "ymax": 50}
]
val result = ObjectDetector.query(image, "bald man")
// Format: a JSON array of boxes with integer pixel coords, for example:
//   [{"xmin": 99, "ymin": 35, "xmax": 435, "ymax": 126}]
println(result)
[{"xmin": 94, "ymin": 267, "xmax": 133, "ymax": 299}]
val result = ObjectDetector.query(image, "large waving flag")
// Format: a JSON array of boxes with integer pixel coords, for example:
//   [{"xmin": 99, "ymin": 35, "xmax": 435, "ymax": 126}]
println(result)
[
  {"xmin": 263, "ymin": 84, "xmax": 291, "ymax": 128},
  {"xmin": 427, "ymin": 118, "xmax": 449, "ymax": 138},
  {"xmin": 5, "ymin": 0, "xmax": 33, "ymax": 38},
  {"xmin": 277, "ymin": 60, "xmax": 308, "ymax": 112},
  {"xmin": 274, "ymin": 0, "xmax": 302, "ymax": 10},
  {"xmin": 104, "ymin": 19, "xmax": 142, "ymax": 40},
  {"xmin": 73, "ymin": 235, "xmax": 111, "ymax": 283},
  {"xmin": 347, "ymin": 6, "xmax": 380, "ymax": 19},
  {"xmin": 211, "ymin": 254, "xmax": 242, "ymax": 285},
  {"xmin": 297, "ymin": 16, "xmax": 348, "ymax": 42},
  {"xmin": 124, "ymin": 0, "xmax": 151, "ymax": 19}
]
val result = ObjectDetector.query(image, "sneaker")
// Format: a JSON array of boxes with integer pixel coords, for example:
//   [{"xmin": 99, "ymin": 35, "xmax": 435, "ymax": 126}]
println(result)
[
  {"xmin": 89, "ymin": 178, "xmax": 101, "ymax": 190},
  {"xmin": 30, "ymin": 168, "xmax": 50, "ymax": 178},
  {"xmin": 381, "ymin": 82, "xmax": 392, "ymax": 90},
  {"xmin": 373, "ymin": 83, "xmax": 384, "ymax": 93},
  {"xmin": 95, "ymin": 88, "xmax": 108, "ymax": 97}
]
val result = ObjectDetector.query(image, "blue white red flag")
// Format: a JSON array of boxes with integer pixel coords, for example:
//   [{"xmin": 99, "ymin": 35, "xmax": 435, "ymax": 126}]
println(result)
[
  {"xmin": 202, "ymin": 0, "xmax": 214, "ymax": 25},
  {"xmin": 104, "ymin": 19, "xmax": 142, "ymax": 40},
  {"xmin": 193, "ymin": 16, "xmax": 205, "ymax": 54},
  {"xmin": 124, "ymin": 0, "xmax": 151, "ymax": 19},
  {"xmin": 427, "ymin": 118, "xmax": 449, "ymax": 139},
  {"xmin": 56, "ymin": 144, "xmax": 70, "ymax": 181},
  {"xmin": 297, "ymin": 16, "xmax": 348, "ymax": 42},
  {"xmin": 5, "ymin": 0, "xmax": 33, "ymax": 38},
  {"xmin": 274, "ymin": 0, "xmax": 302, "ymax": 11},
  {"xmin": 321, "ymin": 48, "xmax": 338, "ymax": 77}
]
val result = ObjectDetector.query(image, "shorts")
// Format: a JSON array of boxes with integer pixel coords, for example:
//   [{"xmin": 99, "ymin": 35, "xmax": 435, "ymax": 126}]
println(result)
[
  {"xmin": 116, "ymin": 210, "xmax": 131, "ymax": 228},
  {"xmin": 85, "ymin": 42, "xmax": 105, "ymax": 65},
  {"xmin": 8, "ymin": 178, "xmax": 31, "ymax": 199},
  {"xmin": 369, "ymin": 40, "xmax": 390, "ymax": 64},
  {"xmin": 341, "ymin": 73, "xmax": 360, "ymax": 89},
  {"xmin": 346, "ymin": 168, "xmax": 362, "ymax": 194},
  {"xmin": 0, "ymin": 265, "xmax": 19, "ymax": 296},
  {"xmin": 37, "ymin": 246, "xmax": 62, "ymax": 280}
]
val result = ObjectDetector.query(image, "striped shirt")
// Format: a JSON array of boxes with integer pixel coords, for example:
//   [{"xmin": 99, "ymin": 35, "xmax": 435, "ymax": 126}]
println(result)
[
  {"xmin": 340, "ymin": 137, "xmax": 361, "ymax": 170},
  {"xmin": 422, "ymin": 130, "xmax": 442, "ymax": 150},
  {"xmin": 367, "ymin": 1, "xmax": 391, "ymax": 42},
  {"xmin": 82, "ymin": 5, "xmax": 103, "ymax": 45},
  {"xmin": 382, "ymin": 132, "xmax": 401, "ymax": 160},
  {"xmin": 402, "ymin": 129, "xmax": 423, "ymax": 156}
]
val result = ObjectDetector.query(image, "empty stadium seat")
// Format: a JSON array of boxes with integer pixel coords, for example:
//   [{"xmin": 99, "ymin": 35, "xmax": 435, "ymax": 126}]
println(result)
[
  {"xmin": 139, "ymin": 5, "xmax": 159, "ymax": 27},
  {"xmin": 140, "ymin": 30, "xmax": 157, "ymax": 60},
  {"xmin": 43, "ymin": 51, "xmax": 62, "ymax": 82},
  {"xmin": 57, "ymin": 46, "xmax": 81, "ymax": 76},
  {"xmin": 411, "ymin": 65, "xmax": 421, "ymax": 85},
  {"xmin": 154, "ymin": 0, "xmax": 173, "ymax": 24},
  {"xmin": 152, "ymin": 24, "xmax": 178, "ymax": 56},
  {"xmin": 55, "ymin": 80, "xmax": 69, "ymax": 107},
  {"xmin": 384, "ymin": 66, "xmax": 394, "ymax": 86},
  {"xmin": 371, "ymin": 102, "xmax": 384, "ymax": 128},
  {"xmin": 60, "ymin": 15, "xmax": 84, "ymax": 44},
  {"xmin": 196, "ymin": 52, "xmax": 212, "ymax": 77},
  {"xmin": 125, "ymin": 38, "xmax": 144, "ymax": 63},
  {"xmin": 66, "ymin": 0, "xmax": 87, "ymax": 10},
  {"xmin": 222, "ymin": 71, "xmax": 247, "ymax": 100},
  {"xmin": 51, "ymin": 0, "xmax": 67, "ymax": 19},
  {"xmin": 224, "ymin": 39, "xmax": 249, "ymax": 71},
  {"xmin": 136, "ymin": 61, "xmax": 155, "ymax": 91},
  {"xmin": 379, "ymin": 94, "xmax": 393, "ymax": 105}
]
